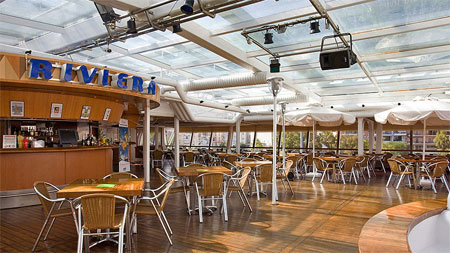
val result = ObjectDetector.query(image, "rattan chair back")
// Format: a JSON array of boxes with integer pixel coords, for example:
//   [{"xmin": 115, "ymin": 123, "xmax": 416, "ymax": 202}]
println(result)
[
  {"xmin": 258, "ymin": 164, "xmax": 273, "ymax": 182},
  {"xmin": 154, "ymin": 150, "xmax": 164, "ymax": 160},
  {"xmin": 33, "ymin": 181, "xmax": 53, "ymax": 215},
  {"xmin": 341, "ymin": 158, "xmax": 357, "ymax": 172},
  {"xmin": 429, "ymin": 161, "xmax": 449, "ymax": 178},
  {"xmin": 80, "ymin": 194, "xmax": 116, "ymax": 230},
  {"xmin": 387, "ymin": 159, "xmax": 402, "ymax": 174},
  {"xmin": 239, "ymin": 167, "xmax": 252, "ymax": 188},
  {"xmin": 225, "ymin": 155, "xmax": 237, "ymax": 164},
  {"xmin": 306, "ymin": 153, "xmax": 313, "ymax": 165},
  {"xmin": 196, "ymin": 173, "xmax": 225, "ymax": 197},
  {"xmin": 313, "ymin": 158, "xmax": 325, "ymax": 171},
  {"xmin": 184, "ymin": 152, "xmax": 195, "ymax": 162}
]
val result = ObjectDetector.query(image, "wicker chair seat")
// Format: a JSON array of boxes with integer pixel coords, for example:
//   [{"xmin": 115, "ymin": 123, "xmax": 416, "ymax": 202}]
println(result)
[
  {"xmin": 82, "ymin": 213, "xmax": 124, "ymax": 230},
  {"xmin": 50, "ymin": 207, "xmax": 74, "ymax": 218}
]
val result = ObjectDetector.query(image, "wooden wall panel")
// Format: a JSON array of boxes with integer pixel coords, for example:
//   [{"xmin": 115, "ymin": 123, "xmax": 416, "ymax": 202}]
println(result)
[
  {"xmin": 0, "ymin": 89, "xmax": 124, "ymax": 123},
  {"xmin": 0, "ymin": 152, "xmax": 65, "ymax": 191},
  {"xmin": 65, "ymin": 149, "xmax": 109, "ymax": 183}
]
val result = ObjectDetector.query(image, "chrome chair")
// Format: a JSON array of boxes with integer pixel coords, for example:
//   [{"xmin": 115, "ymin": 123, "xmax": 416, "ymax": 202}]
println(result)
[
  {"xmin": 420, "ymin": 161, "xmax": 450, "ymax": 193},
  {"xmin": 183, "ymin": 152, "xmax": 195, "ymax": 166},
  {"xmin": 74, "ymin": 194, "xmax": 129, "ymax": 253},
  {"xmin": 133, "ymin": 179, "xmax": 175, "ymax": 245},
  {"xmin": 194, "ymin": 172, "xmax": 228, "ymax": 223},
  {"xmin": 103, "ymin": 172, "xmax": 138, "ymax": 179},
  {"xmin": 253, "ymin": 164, "xmax": 274, "ymax": 200},
  {"xmin": 153, "ymin": 150, "xmax": 164, "ymax": 168},
  {"xmin": 386, "ymin": 159, "xmax": 414, "ymax": 189},
  {"xmin": 156, "ymin": 168, "xmax": 191, "ymax": 214},
  {"xmin": 312, "ymin": 158, "xmax": 332, "ymax": 183},
  {"xmin": 32, "ymin": 181, "xmax": 78, "ymax": 252},
  {"xmin": 277, "ymin": 160, "xmax": 294, "ymax": 194},
  {"xmin": 227, "ymin": 167, "xmax": 252, "ymax": 212},
  {"xmin": 337, "ymin": 158, "xmax": 358, "ymax": 184}
]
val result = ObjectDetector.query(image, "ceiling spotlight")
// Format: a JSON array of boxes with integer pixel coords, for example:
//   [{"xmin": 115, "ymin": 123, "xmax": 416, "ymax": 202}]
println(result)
[
  {"xmin": 225, "ymin": 105, "xmax": 229, "ymax": 108},
  {"xmin": 264, "ymin": 31, "xmax": 273, "ymax": 44},
  {"xmin": 310, "ymin": 20, "xmax": 320, "ymax": 34},
  {"xmin": 200, "ymin": 100, "xmax": 204, "ymax": 104},
  {"xmin": 172, "ymin": 24, "xmax": 182, "ymax": 33},
  {"xmin": 246, "ymin": 109, "xmax": 251, "ymax": 113},
  {"xmin": 127, "ymin": 17, "xmax": 137, "ymax": 34},
  {"xmin": 269, "ymin": 58, "xmax": 280, "ymax": 73},
  {"xmin": 180, "ymin": 0, "xmax": 195, "ymax": 15},
  {"xmin": 276, "ymin": 25, "xmax": 287, "ymax": 34},
  {"xmin": 246, "ymin": 36, "xmax": 252, "ymax": 45}
]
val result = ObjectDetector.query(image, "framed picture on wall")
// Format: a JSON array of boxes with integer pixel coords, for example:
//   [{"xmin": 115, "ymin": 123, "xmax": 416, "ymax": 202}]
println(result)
[
  {"xmin": 50, "ymin": 103, "xmax": 63, "ymax": 118},
  {"xmin": 80, "ymin": 105, "xmax": 91, "ymax": 119},
  {"xmin": 10, "ymin": 101, "xmax": 24, "ymax": 117},
  {"xmin": 103, "ymin": 108, "xmax": 111, "ymax": 121}
]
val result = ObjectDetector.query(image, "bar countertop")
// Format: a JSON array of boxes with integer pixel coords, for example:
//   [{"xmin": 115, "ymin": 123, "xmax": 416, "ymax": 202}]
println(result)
[{"xmin": 0, "ymin": 145, "xmax": 118, "ymax": 154}]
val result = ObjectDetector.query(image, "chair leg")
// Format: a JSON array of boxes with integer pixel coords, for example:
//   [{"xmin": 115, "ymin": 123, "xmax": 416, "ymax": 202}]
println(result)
[
  {"xmin": 280, "ymin": 179, "xmax": 287, "ymax": 192},
  {"xmin": 441, "ymin": 175, "xmax": 450, "ymax": 192},
  {"xmin": 429, "ymin": 176, "xmax": 437, "ymax": 194},
  {"xmin": 32, "ymin": 214, "xmax": 51, "ymax": 252},
  {"xmin": 320, "ymin": 170, "xmax": 327, "ymax": 184},
  {"xmin": 352, "ymin": 170, "xmax": 358, "ymax": 185},
  {"xmin": 396, "ymin": 173, "xmax": 404, "ymax": 189},
  {"xmin": 240, "ymin": 188, "xmax": 252, "ymax": 212},
  {"xmin": 43, "ymin": 217, "xmax": 56, "ymax": 240},
  {"xmin": 222, "ymin": 194, "xmax": 228, "ymax": 222},
  {"xmin": 77, "ymin": 229, "xmax": 84, "ymax": 253},
  {"xmin": 156, "ymin": 212, "xmax": 173, "ymax": 245},
  {"xmin": 255, "ymin": 181, "xmax": 260, "ymax": 200},
  {"xmin": 236, "ymin": 190, "xmax": 246, "ymax": 207},
  {"xmin": 286, "ymin": 178, "xmax": 294, "ymax": 194},
  {"xmin": 312, "ymin": 167, "xmax": 316, "ymax": 182},
  {"xmin": 198, "ymin": 196, "xmax": 203, "ymax": 223},
  {"xmin": 118, "ymin": 227, "xmax": 124, "ymax": 253},
  {"xmin": 160, "ymin": 212, "xmax": 173, "ymax": 235},
  {"xmin": 386, "ymin": 172, "xmax": 393, "ymax": 187},
  {"xmin": 340, "ymin": 170, "xmax": 346, "ymax": 185}
]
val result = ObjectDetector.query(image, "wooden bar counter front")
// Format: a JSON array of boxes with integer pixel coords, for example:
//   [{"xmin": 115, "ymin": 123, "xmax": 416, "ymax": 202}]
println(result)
[{"xmin": 0, "ymin": 146, "xmax": 115, "ymax": 191}]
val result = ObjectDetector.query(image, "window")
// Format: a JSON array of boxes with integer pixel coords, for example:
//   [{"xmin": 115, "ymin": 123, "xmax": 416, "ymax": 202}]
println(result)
[
  {"xmin": 210, "ymin": 132, "xmax": 228, "ymax": 148},
  {"xmin": 179, "ymin": 132, "xmax": 192, "ymax": 146},
  {"xmin": 191, "ymin": 132, "xmax": 211, "ymax": 147}
]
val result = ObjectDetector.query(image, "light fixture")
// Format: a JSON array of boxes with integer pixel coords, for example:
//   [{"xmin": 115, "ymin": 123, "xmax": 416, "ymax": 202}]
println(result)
[
  {"xmin": 269, "ymin": 58, "xmax": 280, "ymax": 73},
  {"xmin": 276, "ymin": 25, "xmax": 287, "ymax": 34},
  {"xmin": 246, "ymin": 36, "xmax": 252, "ymax": 45},
  {"xmin": 172, "ymin": 24, "xmax": 182, "ymax": 33},
  {"xmin": 200, "ymin": 100, "xmax": 204, "ymax": 104},
  {"xmin": 127, "ymin": 18, "xmax": 137, "ymax": 34},
  {"xmin": 246, "ymin": 109, "xmax": 251, "ymax": 113},
  {"xmin": 180, "ymin": 0, "xmax": 195, "ymax": 15},
  {"xmin": 94, "ymin": 3, "xmax": 119, "ymax": 23},
  {"xmin": 225, "ymin": 105, "xmax": 229, "ymax": 108},
  {"xmin": 264, "ymin": 31, "xmax": 273, "ymax": 44},
  {"xmin": 310, "ymin": 20, "xmax": 320, "ymax": 34},
  {"xmin": 267, "ymin": 77, "xmax": 283, "ymax": 97}
]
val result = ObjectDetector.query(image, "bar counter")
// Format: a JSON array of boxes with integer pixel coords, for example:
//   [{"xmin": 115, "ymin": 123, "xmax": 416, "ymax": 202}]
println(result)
[{"xmin": 0, "ymin": 146, "xmax": 117, "ymax": 191}]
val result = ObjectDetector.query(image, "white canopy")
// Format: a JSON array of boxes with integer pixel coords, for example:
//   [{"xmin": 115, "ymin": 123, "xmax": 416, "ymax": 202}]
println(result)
[
  {"xmin": 374, "ymin": 97, "xmax": 450, "ymax": 126},
  {"xmin": 280, "ymin": 106, "xmax": 356, "ymax": 127}
]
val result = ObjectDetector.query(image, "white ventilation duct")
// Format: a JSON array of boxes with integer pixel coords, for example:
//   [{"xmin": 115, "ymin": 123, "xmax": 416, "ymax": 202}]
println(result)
[
  {"xmin": 331, "ymin": 102, "xmax": 398, "ymax": 112},
  {"xmin": 181, "ymin": 72, "xmax": 267, "ymax": 91},
  {"xmin": 170, "ymin": 100, "xmax": 243, "ymax": 124},
  {"xmin": 232, "ymin": 94, "xmax": 308, "ymax": 106}
]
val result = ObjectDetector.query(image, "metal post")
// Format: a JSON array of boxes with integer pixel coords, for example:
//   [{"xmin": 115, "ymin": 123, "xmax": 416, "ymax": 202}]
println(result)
[
  {"xmin": 368, "ymin": 121, "xmax": 374, "ymax": 153},
  {"xmin": 312, "ymin": 121, "xmax": 316, "ymax": 158},
  {"xmin": 143, "ymin": 99, "xmax": 151, "ymax": 183},
  {"xmin": 422, "ymin": 119, "xmax": 427, "ymax": 160},
  {"xmin": 306, "ymin": 130, "xmax": 310, "ymax": 153},
  {"xmin": 272, "ymin": 95, "xmax": 278, "ymax": 205},
  {"xmin": 281, "ymin": 103, "xmax": 286, "ymax": 171},
  {"xmin": 236, "ymin": 119, "xmax": 241, "ymax": 154},
  {"xmin": 409, "ymin": 130, "xmax": 413, "ymax": 154},
  {"xmin": 174, "ymin": 117, "xmax": 180, "ymax": 168}
]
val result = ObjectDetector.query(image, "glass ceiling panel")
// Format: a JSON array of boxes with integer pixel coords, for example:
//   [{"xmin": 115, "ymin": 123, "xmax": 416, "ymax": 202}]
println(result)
[
  {"xmin": 0, "ymin": 0, "xmax": 97, "ymax": 27},
  {"xmin": 329, "ymin": 0, "xmax": 450, "ymax": 33},
  {"xmin": 375, "ymin": 69, "xmax": 450, "ymax": 84},
  {"xmin": 380, "ymin": 82, "xmax": 450, "ymax": 93},
  {"xmin": 194, "ymin": 0, "xmax": 311, "ymax": 30},
  {"xmin": 0, "ymin": 21, "xmax": 47, "ymax": 42},
  {"xmin": 366, "ymin": 51, "xmax": 450, "ymax": 72},
  {"xmin": 183, "ymin": 61, "xmax": 251, "ymax": 78},
  {"xmin": 354, "ymin": 25, "xmax": 450, "ymax": 56},
  {"xmin": 313, "ymin": 84, "xmax": 378, "ymax": 97},
  {"xmin": 294, "ymin": 77, "xmax": 371, "ymax": 89},
  {"xmin": 101, "ymin": 56, "xmax": 160, "ymax": 73},
  {"xmin": 220, "ymin": 19, "xmax": 331, "ymax": 52},
  {"xmin": 113, "ymin": 32, "xmax": 183, "ymax": 50},
  {"xmin": 257, "ymin": 52, "xmax": 319, "ymax": 67},
  {"xmin": 141, "ymin": 42, "xmax": 223, "ymax": 67},
  {"xmin": 149, "ymin": 70, "xmax": 189, "ymax": 81},
  {"xmin": 73, "ymin": 47, "xmax": 109, "ymax": 60},
  {"xmin": 283, "ymin": 63, "xmax": 364, "ymax": 80}
]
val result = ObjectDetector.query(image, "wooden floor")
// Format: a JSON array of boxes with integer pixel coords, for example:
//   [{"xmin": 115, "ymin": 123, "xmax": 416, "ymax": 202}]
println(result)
[{"xmin": 1, "ymin": 167, "xmax": 448, "ymax": 253}]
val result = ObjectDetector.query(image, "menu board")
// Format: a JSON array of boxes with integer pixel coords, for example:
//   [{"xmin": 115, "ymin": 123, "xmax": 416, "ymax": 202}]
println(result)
[{"xmin": 2, "ymin": 135, "xmax": 17, "ymax": 148}]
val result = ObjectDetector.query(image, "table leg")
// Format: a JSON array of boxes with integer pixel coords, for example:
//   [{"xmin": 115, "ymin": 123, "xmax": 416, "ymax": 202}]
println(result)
[{"xmin": 415, "ymin": 163, "xmax": 420, "ymax": 189}]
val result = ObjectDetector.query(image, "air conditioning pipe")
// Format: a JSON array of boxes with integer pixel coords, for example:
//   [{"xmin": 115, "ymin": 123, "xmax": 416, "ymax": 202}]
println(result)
[{"xmin": 232, "ymin": 94, "xmax": 307, "ymax": 106}]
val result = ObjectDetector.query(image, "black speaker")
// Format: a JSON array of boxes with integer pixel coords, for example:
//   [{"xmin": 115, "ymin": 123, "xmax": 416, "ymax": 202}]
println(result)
[{"xmin": 320, "ymin": 48, "xmax": 356, "ymax": 70}]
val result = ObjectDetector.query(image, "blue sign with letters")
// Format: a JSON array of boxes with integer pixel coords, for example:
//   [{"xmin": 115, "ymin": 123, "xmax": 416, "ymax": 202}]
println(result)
[{"xmin": 28, "ymin": 58, "xmax": 156, "ymax": 95}]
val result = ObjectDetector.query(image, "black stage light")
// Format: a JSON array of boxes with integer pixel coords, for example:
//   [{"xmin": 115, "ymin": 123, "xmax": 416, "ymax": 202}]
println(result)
[
  {"xmin": 225, "ymin": 105, "xmax": 229, "ymax": 108},
  {"xmin": 270, "ymin": 58, "xmax": 280, "ymax": 73},
  {"xmin": 246, "ymin": 109, "xmax": 251, "ymax": 113},
  {"xmin": 181, "ymin": 0, "xmax": 195, "ymax": 15},
  {"xmin": 310, "ymin": 20, "xmax": 320, "ymax": 34},
  {"xmin": 94, "ymin": 3, "xmax": 119, "ymax": 23},
  {"xmin": 200, "ymin": 100, "xmax": 204, "ymax": 104},
  {"xmin": 127, "ymin": 18, "xmax": 137, "ymax": 34},
  {"xmin": 264, "ymin": 32, "xmax": 273, "ymax": 44},
  {"xmin": 172, "ymin": 24, "xmax": 182, "ymax": 33}
]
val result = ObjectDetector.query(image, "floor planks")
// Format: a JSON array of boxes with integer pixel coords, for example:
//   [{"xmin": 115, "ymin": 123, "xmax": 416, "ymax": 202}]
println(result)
[{"xmin": 1, "ymin": 167, "xmax": 448, "ymax": 252}]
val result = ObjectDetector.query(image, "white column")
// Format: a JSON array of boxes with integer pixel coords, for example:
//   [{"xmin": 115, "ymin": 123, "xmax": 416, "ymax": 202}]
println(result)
[
  {"xmin": 161, "ymin": 127, "xmax": 166, "ymax": 150},
  {"xmin": 174, "ymin": 117, "xmax": 180, "ymax": 168},
  {"xmin": 368, "ymin": 121, "xmax": 374, "ymax": 153},
  {"xmin": 272, "ymin": 95, "xmax": 278, "ymax": 204},
  {"xmin": 226, "ymin": 125, "xmax": 233, "ymax": 153},
  {"xmin": 376, "ymin": 123, "xmax": 383, "ymax": 154},
  {"xmin": 155, "ymin": 126, "xmax": 160, "ymax": 149},
  {"xmin": 143, "ymin": 99, "xmax": 151, "ymax": 183},
  {"xmin": 357, "ymin": 117, "xmax": 364, "ymax": 155},
  {"xmin": 236, "ymin": 119, "xmax": 241, "ymax": 154}
]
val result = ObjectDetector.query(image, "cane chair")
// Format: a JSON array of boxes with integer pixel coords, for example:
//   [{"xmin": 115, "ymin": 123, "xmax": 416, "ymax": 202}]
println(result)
[
  {"xmin": 386, "ymin": 159, "xmax": 415, "ymax": 189},
  {"xmin": 103, "ymin": 172, "xmax": 138, "ymax": 179},
  {"xmin": 194, "ymin": 173, "xmax": 227, "ymax": 223},
  {"xmin": 253, "ymin": 164, "xmax": 274, "ymax": 200},
  {"xmin": 227, "ymin": 167, "xmax": 252, "ymax": 212},
  {"xmin": 32, "ymin": 181, "xmax": 78, "ymax": 252},
  {"xmin": 223, "ymin": 160, "xmax": 240, "ymax": 173},
  {"xmin": 276, "ymin": 160, "xmax": 294, "ymax": 194},
  {"xmin": 354, "ymin": 156, "xmax": 369, "ymax": 180},
  {"xmin": 183, "ymin": 152, "xmax": 195, "ymax": 166},
  {"xmin": 287, "ymin": 156, "xmax": 302, "ymax": 179},
  {"xmin": 303, "ymin": 153, "xmax": 314, "ymax": 174},
  {"xmin": 156, "ymin": 168, "xmax": 191, "ymax": 213},
  {"xmin": 75, "ymin": 194, "xmax": 129, "ymax": 253},
  {"xmin": 224, "ymin": 155, "xmax": 238, "ymax": 166},
  {"xmin": 312, "ymin": 158, "xmax": 333, "ymax": 183},
  {"xmin": 133, "ymin": 179, "xmax": 175, "ymax": 245},
  {"xmin": 153, "ymin": 150, "xmax": 164, "ymax": 168},
  {"xmin": 420, "ymin": 161, "xmax": 450, "ymax": 193},
  {"xmin": 337, "ymin": 158, "xmax": 358, "ymax": 184}
]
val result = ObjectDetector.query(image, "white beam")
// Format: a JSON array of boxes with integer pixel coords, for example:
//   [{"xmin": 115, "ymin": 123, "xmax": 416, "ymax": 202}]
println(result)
[
  {"xmin": 144, "ymin": 99, "xmax": 151, "ymax": 183},
  {"xmin": 0, "ymin": 14, "xmax": 65, "ymax": 34},
  {"xmin": 174, "ymin": 117, "xmax": 180, "ymax": 168},
  {"xmin": 376, "ymin": 123, "xmax": 383, "ymax": 154},
  {"xmin": 357, "ymin": 118, "xmax": 364, "ymax": 155}
]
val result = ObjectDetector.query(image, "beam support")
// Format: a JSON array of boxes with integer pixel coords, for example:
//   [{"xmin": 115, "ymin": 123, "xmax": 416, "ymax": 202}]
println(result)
[
  {"xmin": 376, "ymin": 123, "xmax": 383, "ymax": 154},
  {"xmin": 236, "ymin": 118, "xmax": 241, "ymax": 154},
  {"xmin": 174, "ymin": 117, "xmax": 180, "ymax": 168},
  {"xmin": 143, "ymin": 99, "xmax": 151, "ymax": 183},
  {"xmin": 357, "ymin": 118, "xmax": 365, "ymax": 155},
  {"xmin": 368, "ymin": 121, "xmax": 374, "ymax": 153},
  {"xmin": 226, "ymin": 126, "xmax": 233, "ymax": 153}
]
